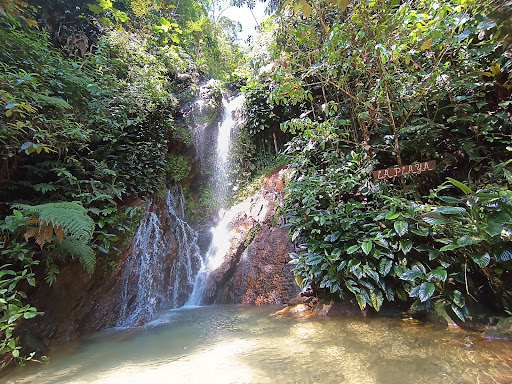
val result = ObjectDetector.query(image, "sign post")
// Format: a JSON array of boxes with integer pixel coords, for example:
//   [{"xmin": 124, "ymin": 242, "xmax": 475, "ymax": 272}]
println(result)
[{"xmin": 372, "ymin": 160, "xmax": 436, "ymax": 180}]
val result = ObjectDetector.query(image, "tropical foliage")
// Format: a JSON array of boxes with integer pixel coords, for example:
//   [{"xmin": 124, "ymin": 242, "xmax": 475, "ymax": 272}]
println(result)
[
  {"xmin": 244, "ymin": 0, "xmax": 512, "ymax": 320},
  {"xmin": 0, "ymin": 0, "xmax": 246, "ymax": 368}
]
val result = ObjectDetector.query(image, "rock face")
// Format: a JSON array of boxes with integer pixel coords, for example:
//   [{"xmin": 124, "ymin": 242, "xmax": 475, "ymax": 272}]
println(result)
[{"xmin": 199, "ymin": 165, "xmax": 299, "ymax": 305}]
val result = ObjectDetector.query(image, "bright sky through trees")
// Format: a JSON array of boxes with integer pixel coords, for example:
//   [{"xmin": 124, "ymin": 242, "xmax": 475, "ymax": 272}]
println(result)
[{"xmin": 219, "ymin": 0, "xmax": 268, "ymax": 43}]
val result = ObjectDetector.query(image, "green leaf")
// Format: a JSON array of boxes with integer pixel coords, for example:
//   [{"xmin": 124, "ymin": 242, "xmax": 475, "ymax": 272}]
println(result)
[
  {"xmin": 306, "ymin": 253, "xmax": 323, "ymax": 266},
  {"xmin": 361, "ymin": 241, "xmax": 373, "ymax": 255},
  {"xmin": 418, "ymin": 282, "xmax": 435, "ymax": 302},
  {"xmin": 483, "ymin": 222, "xmax": 503, "ymax": 237},
  {"xmin": 456, "ymin": 235, "xmax": 482, "ymax": 247},
  {"xmin": 23, "ymin": 311, "xmax": 39, "ymax": 319},
  {"xmin": 451, "ymin": 304, "xmax": 466, "ymax": 321},
  {"xmin": 88, "ymin": 3, "xmax": 104, "ymax": 13},
  {"xmin": 495, "ymin": 249, "xmax": 512, "ymax": 262},
  {"xmin": 370, "ymin": 290, "xmax": 384, "ymax": 311},
  {"xmin": 345, "ymin": 280, "xmax": 359, "ymax": 294},
  {"xmin": 440, "ymin": 243, "xmax": 460, "ymax": 251},
  {"xmin": 438, "ymin": 196, "xmax": 463, "ymax": 204},
  {"xmin": 470, "ymin": 252, "xmax": 490, "ymax": 267},
  {"xmin": 435, "ymin": 206, "xmax": 466, "ymax": 215},
  {"xmin": 337, "ymin": 0, "xmax": 350, "ymax": 12},
  {"xmin": 422, "ymin": 212, "xmax": 449, "ymax": 225},
  {"xmin": 356, "ymin": 293, "xmax": 366, "ymax": 310},
  {"xmin": 429, "ymin": 267, "xmax": 447, "ymax": 282},
  {"xmin": 385, "ymin": 212, "xmax": 399, "ymax": 220},
  {"xmin": 346, "ymin": 244, "xmax": 360, "ymax": 254},
  {"xmin": 325, "ymin": 231, "xmax": 341, "ymax": 242},
  {"xmin": 446, "ymin": 177, "xmax": 472, "ymax": 195},
  {"xmin": 379, "ymin": 258, "xmax": 393, "ymax": 276},
  {"xmin": 394, "ymin": 221, "xmax": 408, "ymax": 237},
  {"xmin": 410, "ymin": 227, "xmax": 429, "ymax": 237},
  {"xmin": 450, "ymin": 290, "xmax": 465, "ymax": 308},
  {"xmin": 400, "ymin": 239, "xmax": 413, "ymax": 254},
  {"xmin": 401, "ymin": 269, "xmax": 423, "ymax": 281}
]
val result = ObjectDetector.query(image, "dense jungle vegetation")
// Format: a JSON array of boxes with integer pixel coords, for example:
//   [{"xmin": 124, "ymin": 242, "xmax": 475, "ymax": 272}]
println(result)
[{"xmin": 0, "ymin": 0, "xmax": 511, "ymax": 370}]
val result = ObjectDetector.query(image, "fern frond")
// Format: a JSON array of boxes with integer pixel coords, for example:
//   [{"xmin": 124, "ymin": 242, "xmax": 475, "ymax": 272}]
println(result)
[
  {"xmin": 13, "ymin": 202, "xmax": 94, "ymax": 242},
  {"xmin": 36, "ymin": 94, "xmax": 73, "ymax": 110},
  {"xmin": 60, "ymin": 239, "xmax": 96, "ymax": 275}
]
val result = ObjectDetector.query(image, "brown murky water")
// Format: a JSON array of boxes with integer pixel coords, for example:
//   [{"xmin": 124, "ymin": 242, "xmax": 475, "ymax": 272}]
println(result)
[{"xmin": 4, "ymin": 305, "xmax": 512, "ymax": 384}]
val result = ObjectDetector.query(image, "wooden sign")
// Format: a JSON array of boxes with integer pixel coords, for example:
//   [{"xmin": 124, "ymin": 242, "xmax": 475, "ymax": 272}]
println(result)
[{"xmin": 372, "ymin": 160, "xmax": 436, "ymax": 180}]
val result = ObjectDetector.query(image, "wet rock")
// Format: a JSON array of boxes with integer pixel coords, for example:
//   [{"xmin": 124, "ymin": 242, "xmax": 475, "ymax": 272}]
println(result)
[
  {"xmin": 209, "ymin": 166, "xmax": 300, "ymax": 305},
  {"xmin": 484, "ymin": 317, "xmax": 512, "ymax": 340},
  {"xmin": 272, "ymin": 304, "xmax": 314, "ymax": 318},
  {"xmin": 312, "ymin": 299, "xmax": 364, "ymax": 317}
]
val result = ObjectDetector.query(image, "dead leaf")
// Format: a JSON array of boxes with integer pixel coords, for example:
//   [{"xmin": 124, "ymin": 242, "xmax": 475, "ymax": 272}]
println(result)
[{"xmin": 490, "ymin": 62, "xmax": 501, "ymax": 77}]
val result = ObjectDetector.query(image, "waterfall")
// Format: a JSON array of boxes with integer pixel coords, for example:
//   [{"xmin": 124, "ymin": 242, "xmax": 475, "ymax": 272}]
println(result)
[
  {"xmin": 213, "ymin": 94, "xmax": 245, "ymax": 204},
  {"xmin": 117, "ymin": 187, "xmax": 202, "ymax": 327},
  {"xmin": 186, "ymin": 93, "xmax": 245, "ymax": 306},
  {"xmin": 116, "ymin": 84, "xmax": 245, "ymax": 321}
]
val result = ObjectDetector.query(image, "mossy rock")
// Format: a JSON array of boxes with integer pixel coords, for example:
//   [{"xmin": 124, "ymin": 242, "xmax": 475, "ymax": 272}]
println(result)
[{"xmin": 484, "ymin": 317, "xmax": 512, "ymax": 340}]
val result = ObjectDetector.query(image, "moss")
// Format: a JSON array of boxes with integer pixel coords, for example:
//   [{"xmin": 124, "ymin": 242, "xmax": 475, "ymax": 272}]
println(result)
[
  {"xmin": 271, "ymin": 206, "xmax": 283, "ymax": 227},
  {"xmin": 244, "ymin": 224, "xmax": 262, "ymax": 247}
]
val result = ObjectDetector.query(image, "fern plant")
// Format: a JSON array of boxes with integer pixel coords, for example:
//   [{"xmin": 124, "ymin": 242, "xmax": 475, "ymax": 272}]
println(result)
[{"xmin": 13, "ymin": 202, "xmax": 97, "ymax": 275}]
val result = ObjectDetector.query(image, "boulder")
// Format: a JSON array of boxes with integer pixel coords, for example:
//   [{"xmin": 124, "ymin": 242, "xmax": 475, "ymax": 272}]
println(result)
[{"xmin": 484, "ymin": 317, "xmax": 512, "ymax": 340}]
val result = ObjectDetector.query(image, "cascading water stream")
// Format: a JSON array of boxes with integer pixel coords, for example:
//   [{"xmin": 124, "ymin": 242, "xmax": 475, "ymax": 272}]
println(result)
[
  {"xmin": 116, "ymin": 83, "xmax": 245, "ymax": 323},
  {"xmin": 117, "ymin": 187, "xmax": 202, "ymax": 327},
  {"xmin": 186, "ymin": 92, "xmax": 245, "ymax": 306}
]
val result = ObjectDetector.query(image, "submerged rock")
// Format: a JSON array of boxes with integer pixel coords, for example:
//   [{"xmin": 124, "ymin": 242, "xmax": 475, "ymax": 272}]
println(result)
[{"xmin": 484, "ymin": 317, "xmax": 512, "ymax": 340}]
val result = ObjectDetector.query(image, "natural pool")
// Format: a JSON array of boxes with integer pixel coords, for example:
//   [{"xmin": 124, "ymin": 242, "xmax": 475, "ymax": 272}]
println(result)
[{"xmin": 4, "ymin": 305, "xmax": 512, "ymax": 384}]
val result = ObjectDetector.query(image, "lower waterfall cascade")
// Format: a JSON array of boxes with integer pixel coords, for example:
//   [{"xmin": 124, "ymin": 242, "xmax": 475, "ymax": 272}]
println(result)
[{"xmin": 116, "ymin": 187, "xmax": 202, "ymax": 327}]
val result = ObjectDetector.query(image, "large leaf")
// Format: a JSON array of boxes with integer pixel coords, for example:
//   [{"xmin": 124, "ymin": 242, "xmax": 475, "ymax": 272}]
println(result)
[
  {"xmin": 401, "ymin": 269, "xmax": 423, "ymax": 281},
  {"xmin": 440, "ymin": 243, "xmax": 460, "ymax": 251},
  {"xmin": 470, "ymin": 252, "xmax": 490, "ymax": 267},
  {"xmin": 400, "ymin": 239, "xmax": 413, "ymax": 254},
  {"xmin": 446, "ymin": 177, "xmax": 472, "ymax": 195},
  {"xmin": 483, "ymin": 221, "xmax": 503, "ymax": 237},
  {"xmin": 451, "ymin": 304, "xmax": 466, "ymax": 321},
  {"xmin": 435, "ymin": 206, "xmax": 466, "ymax": 215},
  {"xmin": 337, "ymin": 0, "xmax": 351, "ymax": 12},
  {"xmin": 438, "ymin": 196, "xmax": 463, "ymax": 204},
  {"xmin": 306, "ymin": 253, "xmax": 323, "ymax": 266},
  {"xmin": 361, "ymin": 240, "xmax": 373, "ymax": 255},
  {"xmin": 394, "ymin": 221, "xmax": 408, "ymax": 237},
  {"xmin": 450, "ymin": 290, "xmax": 465, "ymax": 308},
  {"xmin": 495, "ymin": 248, "xmax": 512, "ymax": 262},
  {"xmin": 346, "ymin": 244, "xmax": 360, "ymax": 254},
  {"xmin": 379, "ymin": 258, "xmax": 393, "ymax": 276},
  {"xmin": 370, "ymin": 290, "xmax": 384, "ymax": 311},
  {"xmin": 429, "ymin": 267, "xmax": 447, "ymax": 282},
  {"xmin": 356, "ymin": 293, "xmax": 366, "ymax": 310},
  {"xmin": 422, "ymin": 212, "xmax": 449, "ymax": 225},
  {"xmin": 456, "ymin": 235, "xmax": 482, "ymax": 247},
  {"xmin": 418, "ymin": 282, "xmax": 435, "ymax": 302}
]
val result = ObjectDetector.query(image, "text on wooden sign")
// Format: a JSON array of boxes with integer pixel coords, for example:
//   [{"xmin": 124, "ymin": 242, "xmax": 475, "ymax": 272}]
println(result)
[{"xmin": 372, "ymin": 160, "xmax": 436, "ymax": 180}]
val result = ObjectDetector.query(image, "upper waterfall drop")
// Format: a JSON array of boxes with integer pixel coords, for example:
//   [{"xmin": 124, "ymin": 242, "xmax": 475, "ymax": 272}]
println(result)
[
  {"xmin": 213, "ymin": 93, "xmax": 245, "ymax": 204},
  {"xmin": 186, "ymin": 91, "xmax": 246, "ymax": 306}
]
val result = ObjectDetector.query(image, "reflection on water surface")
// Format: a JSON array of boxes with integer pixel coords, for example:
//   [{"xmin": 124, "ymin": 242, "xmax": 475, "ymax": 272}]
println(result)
[{"xmin": 4, "ymin": 305, "xmax": 512, "ymax": 384}]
